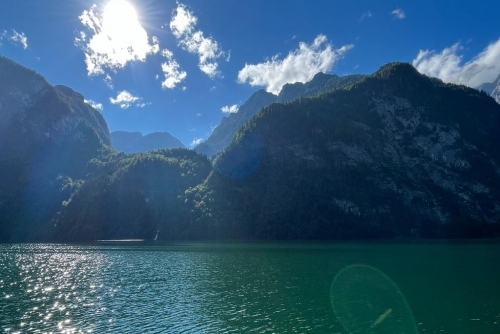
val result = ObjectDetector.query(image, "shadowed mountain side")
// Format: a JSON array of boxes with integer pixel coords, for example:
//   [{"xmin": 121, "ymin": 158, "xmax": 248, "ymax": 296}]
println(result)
[
  {"xmin": 2, "ymin": 57, "xmax": 500, "ymax": 242},
  {"xmin": 51, "ymin": 148, "xmax": 212, "ymax": 241},
  {"xmin": 0, "ymin": 56, "xmax": 111, "ymax": 242},
  {"xmin": 189, "ymin": 62, "xmax": 500, "ymax": 239}
]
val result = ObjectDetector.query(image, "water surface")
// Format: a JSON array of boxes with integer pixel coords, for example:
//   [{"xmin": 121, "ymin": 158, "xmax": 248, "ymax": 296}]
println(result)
[{"xmin": 1, "ymin": 241, "xmax": 500, "ymax": 333}]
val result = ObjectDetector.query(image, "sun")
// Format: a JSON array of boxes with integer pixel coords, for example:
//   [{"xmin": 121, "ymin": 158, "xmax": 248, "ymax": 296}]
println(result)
[
  {"xmin": 79, "ymin": 0, "xmax": 158, "ymax": 73},
  {"xmin": 102, "ymin": 0, "xmax": 139, "ymax": 37}
]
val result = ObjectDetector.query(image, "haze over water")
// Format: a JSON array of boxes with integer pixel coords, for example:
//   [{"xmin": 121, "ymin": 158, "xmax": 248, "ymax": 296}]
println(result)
[{"xmin": 1, "ymin": 241, "xmax": 500, "ymax": 333}]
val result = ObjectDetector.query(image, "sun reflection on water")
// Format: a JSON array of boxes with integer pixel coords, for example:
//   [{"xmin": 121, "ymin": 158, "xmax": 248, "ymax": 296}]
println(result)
[{"xmin": 1, "ymin": 244, "xmax": 108, "ymax": 333}]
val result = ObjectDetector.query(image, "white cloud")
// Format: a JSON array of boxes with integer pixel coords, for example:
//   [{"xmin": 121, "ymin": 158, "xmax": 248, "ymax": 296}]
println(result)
[
  {"xmin": 160, "ymin": 49, "xmax": 187, "ymax": 89},
  {"xmin": 10, "ymin": 30, "xmax": 28, "ymax": 49},
  {"xmin": 170, "ymin": 4, "xmax": 196, "ymax": 38},
  {"xmin": 109, "ymin": 90, "xmax": 145, "ymax": 109},
  {"xmin": 104, "ymin": 74, "xmax": 114, "ymax": 89},
  {"xmin": 1, "ymin": 29, "xmax": 28, "ymax": 49},
  {"xmin": 170, "ymin": 3, "xmax": 226, "ymax": 78},
  {"xmin": 391, "ymin": 8, "xmax": 406, "ymax": 19},
  {"xmin": 190, "ymin": 137, "xmax": 204, "ymax": 147},
  {"xmin": 237, "ymin": 34, "xmax": 353, "ymax": 94},
  {"xmin": 412, "ymin": 38, "xmax": 500, "ymax": 88},
  {"xmin": 221, "ymin": 104, "xmax": 239, "ymax": 114},
  {"xmin": 84, "ymin": 99, "xmax": 103, "ymax": 111},
  {"xmin": 76, "ymin": 0, "xmax": 160, "ymax": 76}
]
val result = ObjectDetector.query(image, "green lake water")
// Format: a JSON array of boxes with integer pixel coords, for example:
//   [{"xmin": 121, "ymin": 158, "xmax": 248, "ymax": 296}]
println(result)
[{"xmin": 1, "ymin": 241, "xmax": 500, "ymax": 333}]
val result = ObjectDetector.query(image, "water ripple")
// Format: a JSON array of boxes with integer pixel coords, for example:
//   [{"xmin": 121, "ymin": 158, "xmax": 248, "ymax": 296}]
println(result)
[{"xmin": 2, "ymin": 242, "xmax": 500, "ymax": 333}]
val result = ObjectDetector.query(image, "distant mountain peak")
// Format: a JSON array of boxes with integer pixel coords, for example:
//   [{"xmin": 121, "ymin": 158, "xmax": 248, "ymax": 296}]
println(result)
[{"xmin": 111, "ymin": 131, "xmax": 184, "ymax": 153}]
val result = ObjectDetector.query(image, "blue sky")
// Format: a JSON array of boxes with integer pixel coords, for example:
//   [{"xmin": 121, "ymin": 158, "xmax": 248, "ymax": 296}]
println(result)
[{"xmin": 1, "ymin": 0, "xmax": 499, "ymax": 147}]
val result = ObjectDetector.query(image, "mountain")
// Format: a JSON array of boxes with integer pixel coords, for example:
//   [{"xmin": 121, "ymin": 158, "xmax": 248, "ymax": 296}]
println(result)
[
  {"xmin": 111, "ymin": 131, "xmax": 185, "ymax": 153},
  {"xmin": 276, "ymin": 72, "xmax": 365, "ymax": 102},
  {"xmin": 51, "ymin": 148, "xmax": 211, "ymax": 241},
  {"xmin": 2, "ymin": 58, "xmax": 500, "ymax": 242},
  {"xmin": 477, "ymin": 74, "xmax": 500, "ymax": 104},
  {"xmin": 0, "ymin": 56, "xmax": 111, "ymax": 241},
  {"xmin": 190, "ymin": 62, "xmax": 500, "ymax": 239},
  {"xmin": 195, "ymin": 73, "xmax": 365, "ymax": 157},
  {"xmin": 195, "ymin": 89, "xmax": 277, "ymax": 157}
]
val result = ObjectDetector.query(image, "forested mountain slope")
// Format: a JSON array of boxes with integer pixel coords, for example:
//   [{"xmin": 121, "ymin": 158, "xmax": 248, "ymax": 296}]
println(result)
[
  {"xmin": 191, "ymin": 62, "xmax": 500, "ymax": 239},
  {"xmin": 195, "ymin": 73, "xmax": 365, "ymax": 157}
]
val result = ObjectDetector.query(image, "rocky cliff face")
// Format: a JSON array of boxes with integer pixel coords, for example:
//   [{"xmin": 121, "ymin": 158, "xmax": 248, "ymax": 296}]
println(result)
[
  {"xmin": 111, "ymin": 131, "xmax": 184, "ymax": 153},
  {"xmin": 477, "ymin": 74, "xmax": 500, "ymax": 104},
  {"xmin": 199, "ymin": 63, "xmax": 500, "ymax": 239},
  {"xmin": 0, "ymin": 56, "xmax": 110, "ymax": 149}
]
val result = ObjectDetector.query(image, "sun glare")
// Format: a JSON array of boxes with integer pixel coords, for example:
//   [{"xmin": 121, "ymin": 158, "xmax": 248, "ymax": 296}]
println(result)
[{"xmin": 103, "ymin": 0, "xmax": 139, "ymax": 37}]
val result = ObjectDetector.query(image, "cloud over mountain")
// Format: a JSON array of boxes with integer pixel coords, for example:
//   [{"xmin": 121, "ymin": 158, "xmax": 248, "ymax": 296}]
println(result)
[
  {"xmin": 84, "ymin": 99, "xmax": 103, "ymax": 111},
  {"xmin": 413, "ymin": 38, "xmax": 500, "ymax": 87},
  {"xmin": 237, "ymin": 35, "xmax": 353, "ymax": 94},
  {"xmin": 110, "ymin": 90, "xmax": 145, "ymax": 109},
  {"xmin": 221, "ymin": 104, "xmax": 239, "ymax": 114}
]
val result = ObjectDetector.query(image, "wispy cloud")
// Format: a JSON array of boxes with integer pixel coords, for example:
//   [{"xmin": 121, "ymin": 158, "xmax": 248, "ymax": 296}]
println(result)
[
  {"xmin": 109, "ymin": 90, "xmax": 146, "ymax": 109},
  {"xmin": 412, "ymin": 38, "xmax": 500, "ymax": 88},
  {"xmin": 1, "ymin": 29, "xmax": 28, "ymax": 49},
  {"xmin": 221, "ymin": 104, "xmax": 239, "ymax": 114},
  {"xmin": 84, "ymin": 99, "xmax": 103, "ymax": 111},
  {"xmin": 190, "ymin": 137, "xmax": 204, "ymax": 147},
  {"xmin": 359, "ymin": 11, "xmax": 373, "ymax": 22},
  {"xmin": 391, "ymin": 8, "xmax": 406, "ymax": 19},
  {"xmin": 170, "ymin": 3, "xmax": 227, "ymax": 78},
  {"xmin": 104, "ymin": 74, "xmax": 114, "ymax": 89},
  {"xmin": 160, "ymin": 49, "xmax": 187, "ymax": 89},
  {"xmin": 75, "ymin": 0, "xmax": 159, "ymax": 76},
  {"xmin": 237, "ymin": 34, "xmax": 353, "ymax": 94}
]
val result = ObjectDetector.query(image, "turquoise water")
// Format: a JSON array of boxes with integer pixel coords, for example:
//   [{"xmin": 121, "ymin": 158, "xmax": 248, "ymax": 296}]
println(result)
[{"xmin": 1, "ymin": 241, "xmax": 500, "ymax": 333}]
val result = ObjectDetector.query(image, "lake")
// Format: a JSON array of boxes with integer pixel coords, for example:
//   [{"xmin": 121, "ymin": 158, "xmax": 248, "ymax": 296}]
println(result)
[{"xmin": 1, "ymin": 241, "xmax": 500, "ymax": 333}]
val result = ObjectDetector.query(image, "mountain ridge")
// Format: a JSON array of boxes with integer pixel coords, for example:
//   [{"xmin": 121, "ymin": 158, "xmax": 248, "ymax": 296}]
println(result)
[
  {"xmin": 195, "ymin": 72, "xmax": 366, "ymax": 157},
  {"xmin": 111, "ymin": 131, "xmax": 185, "ymax": 153},
  {"xmin": 196, "ymin": 62, "xmax": 500, "ymax": 239},
  {"xmin": 1, "ymin": 57, "xmax": 500, "ymax": 241},
  {"xmin": 0, "ymin": 55, "xmax": 112, "ymax": 241}
]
